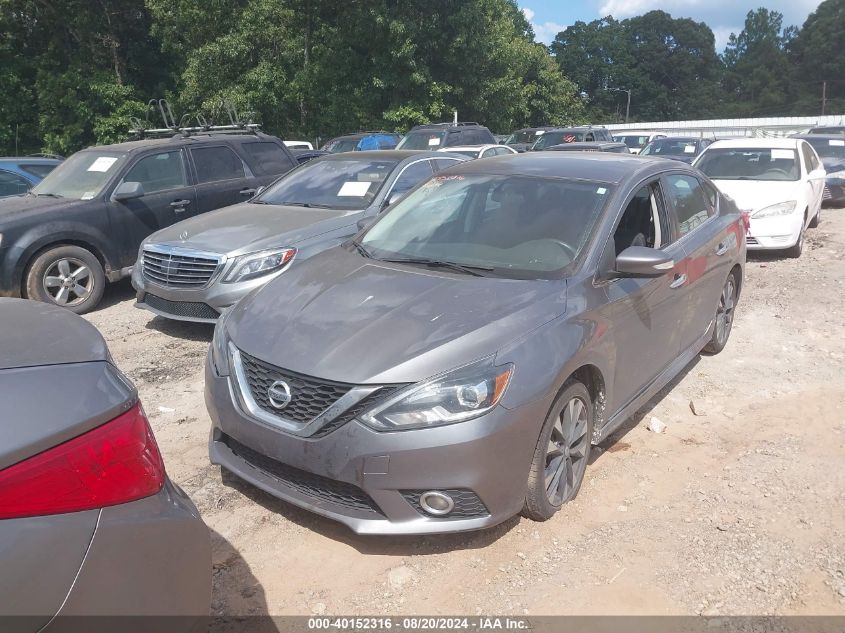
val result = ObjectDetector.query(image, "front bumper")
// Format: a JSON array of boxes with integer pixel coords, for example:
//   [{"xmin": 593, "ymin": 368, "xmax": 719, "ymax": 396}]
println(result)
[
  {"xmin": 132, "ymin": 264, "xmax": 282, "ymax": 323},
  {"xmin": 204, "ymin": 352, "xmax": 545, "ymax": 535},
  {"xmin": 745, "ymin": 212, "xmax": 802, "ymax": 250}
]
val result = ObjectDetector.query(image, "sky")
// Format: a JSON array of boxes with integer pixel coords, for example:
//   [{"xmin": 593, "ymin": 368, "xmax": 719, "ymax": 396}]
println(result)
[{"xmin": 521, "ymin": 0, "xmax": 824, "ymax": 50}]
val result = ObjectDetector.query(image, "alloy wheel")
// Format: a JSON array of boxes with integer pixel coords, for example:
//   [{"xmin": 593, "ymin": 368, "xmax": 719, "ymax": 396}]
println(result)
[
  {"xmin": 544, "ymin": 396, "xmax": 590, "ymax": 506},
  {"xmin": 42, "ymin": 257, "xmax": 93, "ymax": 307},
  {"xmin": 715, "ymin": 275, "xmax": 736, "ymax": 348}
]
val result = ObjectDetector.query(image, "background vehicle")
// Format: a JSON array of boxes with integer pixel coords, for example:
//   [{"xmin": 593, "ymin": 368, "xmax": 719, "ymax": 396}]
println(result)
[
  {"xmin": 396, "ymin": 122, "xmax": 496, "ymax": 150},
  {"xmin": 791, "ymin": 134, "xmax": 845, "ymax": 205},
  {"xmin": 0, "ymin": 156, "xmax": 62, "ymax": 198},
  {"xmin": 291, "ymin": 149, "xmax": 329, "ymax": 164},
  {"xmin": 614, "ymin": 132, "xmax": 667, "ymax": 154},
  {"xmin": 0, "ymin": 131, "xmax": 297, "ymax": 314},
  {"xmin": 205, "ymin": 152, "xmax": 745, "ymax": 535},
  {"xmin": 133, "ymin": 150, "xmax": 467, "ymax": 322},
  {"xmin": 284, "ymin": 140, "xmax": 314, "ymax": 150},
  {"xmin": 503, "ymin": 127, "xmax": 555, "ymax": 152},
  {"xmin": 437, "ymin": 144, "xmax": 517, "ymax": 159},
  {"xmin": 545, "ymin": 142, "xmax": 629, "ymax": 153},
  {"xmin": 529, "ymin": 126, "xmax": 614, "ymax": 151},
  {"xmin": 694, "ymin": 138, "xmax": 825, "ymax": 257},
  {"xmin": 0, "ymin": 297, "xmax": 210, "ymax": 628},
  {"xmin": 807, "ymin": 126, "xmax": 845, "ymax": 135},
  {"xmin": 639, "ymin": 137, "xmax": 713, "ymax": 163},
  {"xmin": 321, "ymin": 131, "xmax": 401, "ymax": 153}
]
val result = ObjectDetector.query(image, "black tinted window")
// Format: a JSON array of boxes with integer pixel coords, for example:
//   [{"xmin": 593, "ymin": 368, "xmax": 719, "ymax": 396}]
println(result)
[
  {"xmin": 124, "ymin": 151, "xmax": 187, "ymax": 194},
  {"xmin": 665, "ymin": 175, "xmax": 713, "ymax": 237},
  {"xmin": 0, "ymin": 170, "xmax": 31, "ymax": 197},
  {"xmin": 20, "ymin": 163, "xmax": 57, "ymax": 179},
  {"xmin": 391, "ymin": 160, "xmax": 433, "ymax": 195},
  {"xmin": 432, "ymin": 158, "xmax": 461, "ymax": 172},
  {"xmin": 191, "ymin": 146, "xmax": 245, "ymax": 183},
  {"xmin": 240, "ymin": 142, "xmax": 294, "ymax": 176}
]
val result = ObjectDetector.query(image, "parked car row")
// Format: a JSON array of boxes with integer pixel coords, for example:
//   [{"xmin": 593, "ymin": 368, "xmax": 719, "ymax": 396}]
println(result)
[{"xmin": 0, "ymin": 156, "xmax": 62, "ymax": 198}]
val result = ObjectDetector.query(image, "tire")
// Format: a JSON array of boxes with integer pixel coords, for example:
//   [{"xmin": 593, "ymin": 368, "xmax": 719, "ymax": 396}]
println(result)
[
  {"xmin": 809, "ymin": 205, "xmax": 820, "ymax": 228},
  {"xmin": 522, "ymin": 381, "xmax": 593, "ymax": 521},
  {"xmin": 25, "ymin": 245, "xmax": 105, "ymax": 314},
  {"xmin": 702, "ymin": 270, "xmax": 739, "ymax": 355},
  {"xmin": 786, "ymin": 214, "xmax": 806, "ymax": 259}
]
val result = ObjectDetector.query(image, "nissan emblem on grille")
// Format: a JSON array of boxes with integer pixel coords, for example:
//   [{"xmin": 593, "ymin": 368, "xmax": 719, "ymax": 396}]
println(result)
[{"xmin": 267, "ymin": 380, "xmax": 292, "ymax": 409}]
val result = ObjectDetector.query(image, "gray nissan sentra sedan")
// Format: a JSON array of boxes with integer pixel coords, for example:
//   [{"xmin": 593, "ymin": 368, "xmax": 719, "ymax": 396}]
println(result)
[
  {"xmin": 0, "ymin": 298, "xmax": 209, "ymax": 630},
  {"xmin": 205, "ymin": 152, "xmax": 746, "ymax": 535},
  {"xmin": 132, "ymin": 150, "xmax": 466, "ymax": 322}
]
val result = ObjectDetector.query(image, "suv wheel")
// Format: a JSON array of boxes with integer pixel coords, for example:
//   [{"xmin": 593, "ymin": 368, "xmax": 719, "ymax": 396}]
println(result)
[
  {"xmin": 25, "ymin": 245, "xmax": 105, "ymax": 314},
  {"xmin": 522, "ymin": 381, "xmax": 593, "ymax": 521}
]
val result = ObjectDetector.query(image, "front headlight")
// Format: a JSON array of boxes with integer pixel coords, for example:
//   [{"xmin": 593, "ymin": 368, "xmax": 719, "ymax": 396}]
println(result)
[
  {"xmin": 222, "ymin": 247, "xmax": 296, "ymax": 283},
  {"xmin": 752, "ymin": 201, "xmax": 797, "ymax": 218},
  {"xmin": 210, "ymin": 308, "xmax": 232, "ymax": 375},
  {"xmin": 360, "ymin": 358, "xmax": 514, "ymax": 431}
]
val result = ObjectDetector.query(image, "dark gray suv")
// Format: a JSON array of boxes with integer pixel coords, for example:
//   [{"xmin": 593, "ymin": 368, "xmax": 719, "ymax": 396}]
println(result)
[{"xmin": 206, "ymin": 152, "xmax": 746, "ymax": 535}]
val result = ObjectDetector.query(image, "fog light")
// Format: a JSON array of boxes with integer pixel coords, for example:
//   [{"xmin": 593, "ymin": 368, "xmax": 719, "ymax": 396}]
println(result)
[{"xmin": 419, "ymin": 491, "xmax": 454, "ymax": 516}]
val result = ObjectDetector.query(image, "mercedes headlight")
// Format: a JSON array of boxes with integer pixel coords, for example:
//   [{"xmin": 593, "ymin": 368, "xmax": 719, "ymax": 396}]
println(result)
[
  {"xmin": 210, "ymin": 308, "xmax": 232, "ymax": 375},
  {"xmin": 360, "ymin": 358, "xmax": 514, "ymax": 431},
  {"xmin": 752, "ymin": 201, "xmax": 797, "ymax": 218},
  {"xmin": 222, "ymin": 248, "xmax": 296, "ymax": 283}
]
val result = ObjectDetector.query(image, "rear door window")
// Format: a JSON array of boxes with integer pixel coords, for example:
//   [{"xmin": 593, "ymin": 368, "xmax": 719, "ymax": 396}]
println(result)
[
  {"xmin": 664, "ymin": 174, "xmax": 714, "ymax": 237},
  {"xmin": 190, "ymin": 145, "xmax": 245, "ymax": 183},
  {"xmin": 123, "ymin": 151, "xmax": 187, "ymax": 194},
  {"xmin": 240, "ymin": 142, "xmax": 295, "ymax": 176},
  {"xmin": 801, "ymin": 142, "xmax": 820, "ymax": 173},
  {"xmin": 390, "ymin": 160, "xmax": 434, "ymax": 196}
]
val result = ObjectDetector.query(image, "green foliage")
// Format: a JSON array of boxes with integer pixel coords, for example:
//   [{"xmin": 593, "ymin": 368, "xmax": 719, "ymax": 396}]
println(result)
[{"xmin": 788, "ymin": 0, "xmax": 845, "ymax": 115}]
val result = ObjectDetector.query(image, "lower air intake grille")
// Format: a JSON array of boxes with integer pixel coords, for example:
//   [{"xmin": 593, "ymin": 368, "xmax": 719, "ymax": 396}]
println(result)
[
  {"xmin": 223, "ymin": 435, "xmax": 383, "ymax": 515},
  {"xmin": 746, "ymin": 236, "xmax": 758, "ymax": 245},
  {"xmin": 144, "ymin": 294, "xmax": 220, "ymax": 320},
  {"xmin": 402, "ymin": 489, "xmax": 490, "ymax": 519}
]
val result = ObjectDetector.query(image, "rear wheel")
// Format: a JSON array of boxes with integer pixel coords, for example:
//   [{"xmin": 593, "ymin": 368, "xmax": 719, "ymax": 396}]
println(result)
[
  {"xmin": 25, "ymin": 245, "xmax": 105, "ymax": 314},
  {"xmin": 522, "ymin": 381, "xmax": 593, "ymax": 521},
  {"xmin": 703, "ymin": 270, "xmax": 738, "ymax": 355}
]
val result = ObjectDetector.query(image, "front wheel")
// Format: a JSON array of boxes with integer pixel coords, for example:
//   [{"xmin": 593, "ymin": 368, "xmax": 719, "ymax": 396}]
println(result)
[
  {"xmin": 703, "ymin": 271, "xmax": 738, "ymax": 355},
  {"xmin": 522, "ymin": 381, "xmax": 593, "ymax": 521},
  {"xmin": 25, "ymin": 245, "xmax": 105, "ymax": 314},
  {"xmin": 787, "ymin": 213, "xmax": 807, "ymax": 258}
]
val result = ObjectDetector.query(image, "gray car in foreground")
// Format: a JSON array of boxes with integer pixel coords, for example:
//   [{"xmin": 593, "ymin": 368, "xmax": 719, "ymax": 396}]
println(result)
[
  {"xmin": 206, "ymin": 153, "xmax": 745, "ymax": 535},
  {"xmin": 133, "ymin": 150, "xmax": 466, "ymax": 322},
  {"xmin": 0, "ymin": 298, "xmax": 210, "ymax": 631}
]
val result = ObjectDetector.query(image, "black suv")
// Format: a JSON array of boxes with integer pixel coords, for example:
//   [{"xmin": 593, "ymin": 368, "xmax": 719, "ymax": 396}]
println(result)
[
  {"xmin": 529, "ymin": 126, "xmax": 613, "ymax": 151},
  {"xmin": 0, "ymin": 131, "xmax": 297, "ymax": 313},
  {"xmin": 504, "ymin": 127, "xmax": 557, "ymax": 152},
  {"xmin": 396, "ymin": 122, "xmax": 496, "ymax": 150}
]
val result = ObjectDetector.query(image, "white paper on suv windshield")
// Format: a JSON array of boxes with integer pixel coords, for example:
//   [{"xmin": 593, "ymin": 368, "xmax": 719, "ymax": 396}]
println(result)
[
  {"xmin": 771, "ymin": 149, "xmax": 794, "ymax": 160},
  {"xmin": 830, "ymin": 139, "xmax": 845, "ymax": 147},
  {"xmin": 428, "ymin": 137, "xmax": 441, "ymax": 146},
  {"xmin": 87, "ymin": 156, "xmax": 118, "ymax": 172},
  {"xmin": 684, "ymin": 145, "xmax": 696, "ymax": 153},
  {"xmin": 338, "ymin": 181, "xmax": 371, "ymax": 196}
]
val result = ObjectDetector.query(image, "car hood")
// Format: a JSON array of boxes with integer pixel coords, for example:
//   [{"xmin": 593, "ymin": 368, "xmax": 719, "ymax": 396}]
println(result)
[
  {"xmin": 0, "ymin": 194, "xmax": 84, "ymax": 223},
  {"xmin": 144, "ymin": 202, "xmax": 361, "ymax": 255},
  {"xmin": 228, "ymin": 248, "xmax": 567, "ymax": 384},
  {"xmin": 711, "ymin": 179, "xmax": 803, "ymax": 212}
]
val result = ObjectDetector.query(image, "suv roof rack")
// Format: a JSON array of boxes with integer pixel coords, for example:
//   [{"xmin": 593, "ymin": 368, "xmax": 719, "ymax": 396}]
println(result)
[
  {"xmin": 128, "ymin": 99, "xmax": 262, "ymax": 140},
  {"xmin": 416, "ymin": 122, "xmax": 482, "ymax": 128}
]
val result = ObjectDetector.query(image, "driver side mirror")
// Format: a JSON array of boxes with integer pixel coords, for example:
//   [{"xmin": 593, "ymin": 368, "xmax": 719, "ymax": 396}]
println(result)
[
  {"xmin": 112, "ymin": 181, "xmax": 144, "ymax": 201},
  {"xmin": 614, "ymin": 246, "xmax": 674, "ymax": 277},
  {"xmin": 383, "ymin": 190, "xmax": 405, "ymax": 208},
  {"xmin": 808, "ymin": 168, "xmax": 827, "ymax": 181}
]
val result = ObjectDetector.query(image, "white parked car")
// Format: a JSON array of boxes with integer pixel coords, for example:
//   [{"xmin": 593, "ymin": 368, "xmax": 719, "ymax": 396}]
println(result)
[
  {"xmin": 283, "ymin": 140, "xmax": 314, "ymax": 150},
  {"xmin": 437, "ymin": 144, "xmax": 518, "ymax": 159},
  {"xmin": 694, "ymin": 138, "xmax": 825, "ymax": 257}
]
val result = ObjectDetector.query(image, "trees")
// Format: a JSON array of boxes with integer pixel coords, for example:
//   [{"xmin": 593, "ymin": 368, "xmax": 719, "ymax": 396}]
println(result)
[{"xmin": 788, "ymin": 0, "xmax": 845, "ymax": 115}]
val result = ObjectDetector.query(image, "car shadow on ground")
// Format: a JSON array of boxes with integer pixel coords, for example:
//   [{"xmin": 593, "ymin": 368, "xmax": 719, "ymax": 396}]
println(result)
[
  {"xmin": 94, "ymin": 277, "xmax": 136, "ymax": 311},
  {"xmin": 209, "ymin": 527, "xmax": 279, "ymax": 633},
  {"xmin": 145, "ymin": 314, "xmax": 215, "ymax": 342},
  {"xmin": 219, "ymin": 469, "xmax": 520, "ymax": 557}
]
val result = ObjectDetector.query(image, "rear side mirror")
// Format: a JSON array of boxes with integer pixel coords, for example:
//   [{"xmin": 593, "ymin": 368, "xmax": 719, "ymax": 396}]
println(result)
[
  {"xmin": 614, "ymin": 246, "xmax": 674, "ymax": 277},
  {"xmin": 112, "ymin": 181, "xmax": 144, "ymax": 201}
]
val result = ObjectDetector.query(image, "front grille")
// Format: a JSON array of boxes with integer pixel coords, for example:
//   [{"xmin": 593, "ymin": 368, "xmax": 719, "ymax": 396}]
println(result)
[
  {"xmin": 746, "ymin": 236, "xmax": 758, "ymax": 245},
  {"xmin": 402, "ymin": 489, "xmax": 490, "ymax": 519},
  {"xmin": 222, "ymin": 434, "xmax": 383, "ymax": 515},
  {"xmin": 142, "ymin": 248, "xmax": 220, "ymax": 288},
  {"xmin": 144, "ymin": 293, "xmax": 219, "ymax": 320},
  {"xmin": 240, "ymin": 351, "xmax": 353, "ymax": 423}
]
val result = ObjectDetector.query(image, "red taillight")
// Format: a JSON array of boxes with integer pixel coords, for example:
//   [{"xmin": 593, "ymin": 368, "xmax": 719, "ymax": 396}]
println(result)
[{"xmin": 0, "ymin": 402, "xmax": 165, "ymax": 520}]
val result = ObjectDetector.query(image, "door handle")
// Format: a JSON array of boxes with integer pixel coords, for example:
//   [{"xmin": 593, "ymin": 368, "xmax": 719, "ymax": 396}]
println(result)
[
  {"xmin": 715, "ymin": 243, "xmax": 728, "ymax": 256},
  {"xmin": 170, "ymin": 199, "xmax": 191, "ymax": 212},
  {"xmin": 669, "ymin": 273, "xmax": 687, "ymax": 289},
  {"xmin": 239, "ymin": 188, "xmax": 257, "ymax": 197}
]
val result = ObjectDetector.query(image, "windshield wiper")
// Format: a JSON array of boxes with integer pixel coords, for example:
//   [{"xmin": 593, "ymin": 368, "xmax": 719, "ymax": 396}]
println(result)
[
  {"xmin": 351, "ymin": 240, "xmax": 371, "ymax": 258},
  {"xmin": 278, "ymin": 201, "xmax": 333, "ymax": 209},
  {"xmin": 379, "ymin": 257, "xmax": 493, "ymax": 277},
  {"xmin": 35, "ymin": 192, "xmax": 64, "ymax": 198}
]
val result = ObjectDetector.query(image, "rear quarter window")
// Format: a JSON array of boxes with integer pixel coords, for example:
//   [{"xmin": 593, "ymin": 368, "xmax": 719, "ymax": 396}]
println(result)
[{"xmin": 239, "ymin": 142, "xmax": 296, "ymax": 177}]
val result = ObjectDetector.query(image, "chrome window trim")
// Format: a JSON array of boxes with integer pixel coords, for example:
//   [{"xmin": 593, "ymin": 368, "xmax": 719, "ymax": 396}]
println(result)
[{"xmin": 381, "ymin": 157, "xmax": 437, "ymax": 202}]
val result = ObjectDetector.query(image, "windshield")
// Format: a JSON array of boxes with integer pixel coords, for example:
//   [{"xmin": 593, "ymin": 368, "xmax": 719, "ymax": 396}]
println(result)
[
  {"xmin": 805, "ymin": 137, "xmax": 845, "ymax": 160},
  {"xmin": 617, "ymin": 135, "xmax": 650, "ymax": 149},
  {"xmin": 640, "ymin": 139, "xmax": 700, "ymax": 157},
  {"xmin": 506, "ymin": 130, "xmax": 544, "ymax": 145},
  {"xmin": 323, "ymin": 139, "xmax": 360, "ymax": 153},
  {"xmin": 396, "ymin": 130, "xmax": 446, "ymax": 150},
  {"xmin": 532, "ymin": 131, "xmax": 584, "ymax": 150},
  {"xmin": 360, "ymin": 174, "xmax": 612, "ymax": 279},
  {"xmin": 257, "ymin": 158, "xmax": 399, "ymax": 209},
  {"xmin": 31, "ymin": 151, "xmax": 126, "ymax": 199},
  {"xmin": 696, "ymin": 148, "xmax": 800, "ymax": 182},
  {"xmin": 451, "ymin": 149, "xmax": 481, "ymax": 158}
]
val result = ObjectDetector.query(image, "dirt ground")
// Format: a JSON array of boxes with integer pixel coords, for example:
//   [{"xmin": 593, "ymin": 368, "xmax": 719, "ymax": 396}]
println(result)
[{"xmin": 84, "ymin": 208, "xmax": 845, "ymax": 619}]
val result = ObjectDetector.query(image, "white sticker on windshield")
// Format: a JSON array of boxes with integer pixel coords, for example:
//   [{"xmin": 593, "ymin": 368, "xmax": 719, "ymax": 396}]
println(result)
[
  {"xmin": 81, "ymin": 191, "xmax": 96, "ymax": 200},
  {"xmin": 684, "ymin": 145, "xmax": 696, "ymax": 153},
  {"xmin": 337, "ymin": 181, "xmax": 371, "ymax": 197},
  {"xmin": 87, "ymin": 156, "xmax": 117, "ymax": 172},
  {"xmin": 829, "ymin": 139, "xmax": 845, "ymax": 147},
  {"xmin": 771, "ymin": 149, "xmax": 794, "ymax": 160},
  {"xmin": 535, "ymin": 130, "xmax": 544, "ymax": 135},
  {"xmin": 428, "ymin": 137, "xmax": 441, "ymax": 146},
  {"xmin": 597, "ymin": 187, "xmax": 607, "ymax": 195}
]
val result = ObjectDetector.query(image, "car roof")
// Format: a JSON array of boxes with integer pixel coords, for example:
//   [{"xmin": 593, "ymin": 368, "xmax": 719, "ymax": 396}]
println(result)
[
  {"xmin": 0, "ymin": 157, "xmax": 62, "ymax": 165},
  {"xmin": 652, "ymin": 137, "xmax": 704, "ymax": 142},
  {"xmin": 545, "ymin": 126, "xmax": 606, "ymax": 132},
  {"xmin": 438, "ymin": 145, "xmax": 503, "ymax": 152},
  {"xmin": 77, "ymin": 132, "xmax": 279, "ymax": 154},
  {"xmin": 547, "ymin": 142, "xmax": 627, "ymax": 150},
  {"xmin": 409, "ymin": 123, "xmax": 488, "ymax": 130},
  {"xmin": 708, "ymin": 138, "xmax": 802, "ymax": 149},
  {"xmin": 319, "ymin": 150, "xmax": 445, "ymax": 161},
  {"xmin": 330, "ymin": 131, "xmax": 398, "ymax": 141},
  {"xmin": 446, "ymin": 151, "xmax": 671, "ymax": 184},
  {"xmin": 792, "ymin": 133, "xmax": 844, "ymax": 141}
]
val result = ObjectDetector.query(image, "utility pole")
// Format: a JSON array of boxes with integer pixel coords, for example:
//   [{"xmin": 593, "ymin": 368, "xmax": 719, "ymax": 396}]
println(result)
[
  {"xmin": 822, "ymin": 81, "xmax": 827, "ymax": 116},
  {"xmin": 608, "ymin": 88, "xmax": 632, "ymax": 123}
]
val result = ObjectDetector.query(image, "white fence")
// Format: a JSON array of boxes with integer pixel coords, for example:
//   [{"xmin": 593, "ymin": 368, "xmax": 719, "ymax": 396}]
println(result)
[{"xmin": 604, "ymin": 115, "xmax": 845, "ymax": 139}]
